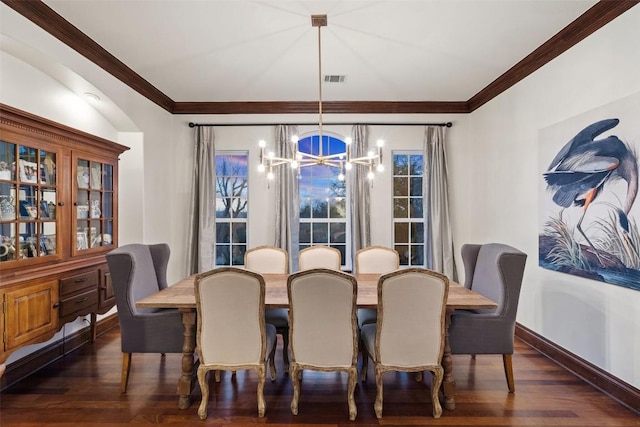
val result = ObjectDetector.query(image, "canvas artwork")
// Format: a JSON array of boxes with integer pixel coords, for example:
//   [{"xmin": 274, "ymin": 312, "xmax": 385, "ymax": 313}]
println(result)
[{"xmin": 538, "ymin": 93, "xmax": 640, "ymax": 291}]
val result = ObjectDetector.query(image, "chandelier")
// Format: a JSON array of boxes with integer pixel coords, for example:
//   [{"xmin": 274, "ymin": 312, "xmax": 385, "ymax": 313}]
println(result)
[{"xmin": 257, "ymin": 14, "xmax": 384, "ymax": 182}]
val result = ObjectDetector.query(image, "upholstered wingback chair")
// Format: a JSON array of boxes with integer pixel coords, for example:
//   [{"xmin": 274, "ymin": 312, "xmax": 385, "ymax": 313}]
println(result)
[
  {"xmin": 448, "ymin": 243, "xmax": 527, "ymax": 392},
  {"xmin": 106, "ymin": 243, "xmax": 184, "ymax": 393}
]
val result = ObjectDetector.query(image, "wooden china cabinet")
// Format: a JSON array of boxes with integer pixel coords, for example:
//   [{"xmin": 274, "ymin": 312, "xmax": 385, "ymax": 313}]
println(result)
[{"xmin": 0, "ymin": 104, "xmax": 129, "ymax": 364}]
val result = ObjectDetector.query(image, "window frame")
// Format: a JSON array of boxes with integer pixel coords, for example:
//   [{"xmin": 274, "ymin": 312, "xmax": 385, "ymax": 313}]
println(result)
[
  {"xmin": 214, "ymin": 150, "xmax": 249, "ymax": 267},
  {"xmin": 297, "ymin": 132, "xmax": 352, "ymax": 271},
  {"xmin": 392, "ymin": 150, "xmax": 426, "ymax": 267}
]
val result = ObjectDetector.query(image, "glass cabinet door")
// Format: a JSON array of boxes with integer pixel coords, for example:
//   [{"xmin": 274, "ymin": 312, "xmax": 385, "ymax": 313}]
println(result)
[
  {"xmin": 74, "ymin": 157, "xmax": 114, "ymax": 254},
  {"xmin": 0, "ymin": 141, "xmax": 58, "ymax": 263}
]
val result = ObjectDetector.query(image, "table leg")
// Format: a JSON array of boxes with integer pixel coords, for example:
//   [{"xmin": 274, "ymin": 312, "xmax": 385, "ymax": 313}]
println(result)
[
  {"xmin": 177, "ymin": 309, "xmax": 196, "ymax": 409},
  {"xmin": 442, "ymin": 310, "xmax": 456, "ymax": 410}
]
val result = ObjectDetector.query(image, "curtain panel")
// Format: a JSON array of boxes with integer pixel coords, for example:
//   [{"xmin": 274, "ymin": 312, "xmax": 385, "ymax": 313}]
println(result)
[
  {"xmin": 186, "ymin": 126, "xmax": 216, "ymax": 274},
  {"xmin": 350, "ymin": 124, "xmax": 371, "ymax": 254},
  {"xmin": 424, "ymin": 126, "xmax": 457, "ymax": 280},
  {"xmin": 274, "ymin": 125, "xmax": 300, "ymax": 272}
]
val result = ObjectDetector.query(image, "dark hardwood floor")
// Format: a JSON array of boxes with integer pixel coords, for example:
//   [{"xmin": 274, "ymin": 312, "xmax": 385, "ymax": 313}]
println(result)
[{"xmin": 1, "ymin": 327, "xmax": 638, "ymax": 426}]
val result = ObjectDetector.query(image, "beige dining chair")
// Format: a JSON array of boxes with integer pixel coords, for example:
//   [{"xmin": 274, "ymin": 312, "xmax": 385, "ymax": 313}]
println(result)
[
  {"xmin": 287, "ymin": 268, "xmax": 359, "ymax": 420},
  {"xmin": 194, "ymin": 267, "xmax": 277, "ymax": 420},
  {"xmin": 245, "ymin": 245, "xmax": 290, "ymax": 371},
  {"xmin": 360, "ymin": 268, "xmax": 449, "ymax": 419},
  {"xmin": 354, "ymin": 246, "xmax": 400, "ymax": 327},
  {"xmin": 297, "ymin": 245, "xmax": 341, "ymax": 271}
]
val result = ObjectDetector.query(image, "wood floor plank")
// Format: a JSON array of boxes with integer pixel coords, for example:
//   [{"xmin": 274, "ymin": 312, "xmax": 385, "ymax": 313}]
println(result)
[{"xmin": 0, "ymin": 328, "xmax": 638, "ymax": 426}]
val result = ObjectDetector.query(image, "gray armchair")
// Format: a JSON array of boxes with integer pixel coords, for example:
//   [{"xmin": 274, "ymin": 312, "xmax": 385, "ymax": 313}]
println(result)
[
  {"xmin": 106, "ymin": 243, "xmax": 184, "ymax": 393},
  {"xmin": 448, "ymin": 243, "xmax": 527, "ymax": 392}
]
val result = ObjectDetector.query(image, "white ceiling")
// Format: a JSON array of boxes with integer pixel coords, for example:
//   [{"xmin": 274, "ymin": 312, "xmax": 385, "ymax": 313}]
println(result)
[{"xmin": 31, "ymin": 0, "xmax": 597, "ymax": 104}]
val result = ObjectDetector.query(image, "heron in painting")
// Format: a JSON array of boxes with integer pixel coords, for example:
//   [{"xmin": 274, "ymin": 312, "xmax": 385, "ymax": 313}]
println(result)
[{"xmin": 543, "ymin": 118, "xmax": 639, "ymax": 262}]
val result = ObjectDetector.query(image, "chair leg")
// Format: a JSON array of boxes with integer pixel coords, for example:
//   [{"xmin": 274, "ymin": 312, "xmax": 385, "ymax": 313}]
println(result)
[
  {"xmin": 120, "ymin": 353, "xmax": 132, "ymax": 393},
  {"xmin": 503, "ymin": 354, "xmax": 515, "ymax": 393},
  {"xmin": 374, "ymin": 366, "xmax": 384, "ymax": 418},
  {"xmin": 257, "ymin": 365, "xmax": 266, "ymax": 417},
  {"xmin": 269, "ymin": 344, "xmax": 277, "ymax": 381},
  {"xmin": 347, "ymin": 366, "xmax": 358, "ymax": 421},
  {"xmin": 430, "ymin": 367, "xmax": 444, "ymax": 418},
  {"xmin": 290, "ymin": 364, "xmax": 300, "ymax": 415},
  {"xmin": 197, "ymin": 366, "xmax": 209, "ymax": 420}
]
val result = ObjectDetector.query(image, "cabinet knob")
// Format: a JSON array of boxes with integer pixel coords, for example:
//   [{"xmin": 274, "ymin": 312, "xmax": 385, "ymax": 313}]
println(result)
[
  {"xmin": 53, "ymin": 302, "xmax": 60, "ymax": 309},
  {"xmin": 58, "ymin": 202, "xmax": 65, "ymax": 206}
]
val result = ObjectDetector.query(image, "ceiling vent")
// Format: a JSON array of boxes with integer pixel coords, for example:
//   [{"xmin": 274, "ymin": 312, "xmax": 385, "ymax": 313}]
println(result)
[{"xmin": 324, "ymin": 75, "xmax": 347, "ymax": 83}]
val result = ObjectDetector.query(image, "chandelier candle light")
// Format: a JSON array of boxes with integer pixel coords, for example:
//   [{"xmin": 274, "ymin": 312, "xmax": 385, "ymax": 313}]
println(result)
[{"xmin": 257, "ymin": 14, "xmax": 384, "ymax": 182}]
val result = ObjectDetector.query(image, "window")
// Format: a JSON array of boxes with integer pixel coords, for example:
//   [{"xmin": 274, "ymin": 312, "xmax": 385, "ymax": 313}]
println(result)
[
  {"xmin": 393, "ymin": 152, "xmax": 424, "ymax": 266},
  {"xmin": 215, "ymin": 152, "xmax": 248, "ymax": 266},
  {"xmin": 298, "ymin": 134, "xmax": 350, "ymax": 269}
]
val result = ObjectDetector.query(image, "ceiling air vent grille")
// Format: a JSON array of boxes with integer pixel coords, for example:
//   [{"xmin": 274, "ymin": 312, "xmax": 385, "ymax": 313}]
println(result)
[{"xmin": 324, "ymin": 75, "xmax": 346, "ymax": 83}]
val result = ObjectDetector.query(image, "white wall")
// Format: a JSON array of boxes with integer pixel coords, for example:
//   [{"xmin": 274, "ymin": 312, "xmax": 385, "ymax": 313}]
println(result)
[
  {"xmin": 1, "ymin": 3, "xmax": 638, "ymax": 389},
  {"xmin": 451, "ymin": 8, "xmax": 640, "ymax": 387}
]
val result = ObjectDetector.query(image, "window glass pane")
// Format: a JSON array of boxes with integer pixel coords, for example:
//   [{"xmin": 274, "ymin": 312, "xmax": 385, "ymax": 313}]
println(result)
[
  {"xmin": 410, "ymin": 198, "xmax": 423, "ymax": 218},
  {"xmin": 330, "ymin": 222, "xmax": 346, "ymax": 243},
  {"xmin": 394, "ymin": 222, "xmax": 409, "ymax": 243},
  {"xmin": 393, "ymin": 177, "xmax": 408, "ymax": 196},
  {"xmin": 216, "ymin": 222, "xmax": 230, "ymax": 243},
  {"xmin": 299, "ymin": 223, "xmax": 311, "ymax": 243},
  {"xmin": 410, "ymin": 177, "xmax": 422, "ymax": 196},
  {"xmin": 216, "ymin": 245, "xmax": 230, "ymax": 266},
  {"xmin": 215, "ymin": 197, "xmax": 231, "ymax": 218},
  {"xmin": 409, "ymin": 155, "xmax": 423, "ymax": 175},
  {"xmin": 395, "ymin": 245, "xmax": 409, "ymax": 266},
  {"xmin": 394, "ymin": 198, "xmax": 408, "ymax": 218},
  {"xmin": 393, "ymin": 154, "xmax": 408, "ymax": 175},
  {"xmin": 311, "ymin": 199, "xmax": 328, "ymax": 218},
  {"xmin": 232, "ymin": 245, "xmax": 246, "ymax": 265},
  {"xmin": 411, "ymin": 222, "xmax": 425, "ymax": 243},
  {"xmin": 300, "ymin": 199, "xmax": 312, "ymax": 218},
  {"xmin": 231, "ymin": 197, "xmax": 248, "ymax": 218},
  {"xmin": 232, "ymin": 222, "xmax": 246, "ymax": 243},
  {"xmin": 312, "ymin": 222, "xmax": 328, "ymax": 244},
  {"xmin": 329, "ymin": 197, "xmax": 346, "ymax": 218},
  {"xmin": 412, "ymin": 244, "xmax": 424, "ymax": 265}
]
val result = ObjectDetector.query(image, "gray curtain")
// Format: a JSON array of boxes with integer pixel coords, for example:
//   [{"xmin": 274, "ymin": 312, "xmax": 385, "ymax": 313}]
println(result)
[
  {"xmin": 186, "ymin": 126, "xmax": 216, "ymax": 274},
  {"xmin": 350, "ymin": 124, "xmax": 371, "ymax": 254},
  {"xmin": 424, "ymin": 125, "xmax": 457, "ymax": 280},
  {"xmin": 274, "ymin": 125, "xmax": 299, "ymax": 272}
]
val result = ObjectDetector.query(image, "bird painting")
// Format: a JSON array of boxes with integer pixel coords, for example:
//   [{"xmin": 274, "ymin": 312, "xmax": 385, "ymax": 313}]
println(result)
[{"xmin": 543, "ymin": 118, "xmax": 639, "ymax": 267}]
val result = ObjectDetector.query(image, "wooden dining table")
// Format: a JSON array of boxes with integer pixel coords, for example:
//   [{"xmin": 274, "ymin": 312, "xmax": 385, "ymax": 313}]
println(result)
[{"xmin": 136, "ymin": 273, "xmax": 497, "ymax": 411}]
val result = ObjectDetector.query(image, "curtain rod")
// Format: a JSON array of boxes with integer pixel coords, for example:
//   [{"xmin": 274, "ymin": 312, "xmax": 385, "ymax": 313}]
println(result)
[{"xmin": 188, "ymin": 121, "xmax": 452, "ymax": 128}]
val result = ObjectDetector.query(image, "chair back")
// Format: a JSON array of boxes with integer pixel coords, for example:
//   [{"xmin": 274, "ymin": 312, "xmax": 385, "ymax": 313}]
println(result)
[
  {"xmin": 355, "ymin": 246, "xmax": 399, "ymax": 274},
  {"xmin": 245, "ymin": 245, "xmax": 288, "ymax": 274},
  {"xmin": 462, "ymin": 243, "xmax": 527, "ymax": 317},
  {"xmin": 287, "ymin": 269, "xmax": 358, "ymax": 368},
  {"xmin": 298, "ymin": 246, "xmax": 341, "ymax": 271},
  {"xmin": 106, "ymin": 243, "xmax": 170, "ymax": 319},
  {"xmin": 376, "ymin": 268, "xmax": 448, "ymax": 367},
  {"xmin": 195, "ymin": 268, "xmax": 267, "ymax": 366}
]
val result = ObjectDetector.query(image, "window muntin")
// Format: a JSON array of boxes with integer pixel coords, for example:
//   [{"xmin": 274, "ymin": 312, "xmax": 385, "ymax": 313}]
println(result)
[
  {"xmin": 215, "ymin": 152, "xmax": 248, "ymax": 266},
  {"xmin": 393, "ymin": 152, "xmax": 424, "ymax": 266},
  {"xmin": 298, "ymin": 134, "xmax": 350, "ymax": 269}
]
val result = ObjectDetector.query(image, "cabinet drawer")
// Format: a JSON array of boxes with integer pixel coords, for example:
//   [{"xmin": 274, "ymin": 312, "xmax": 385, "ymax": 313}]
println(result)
[
  {"xmin": 60, "ymin": 271, "xmax": 99, "ymax": 296},
  {"xmin": 59, "ymin": 289, "xmax": 98, "ymax": 318}
]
